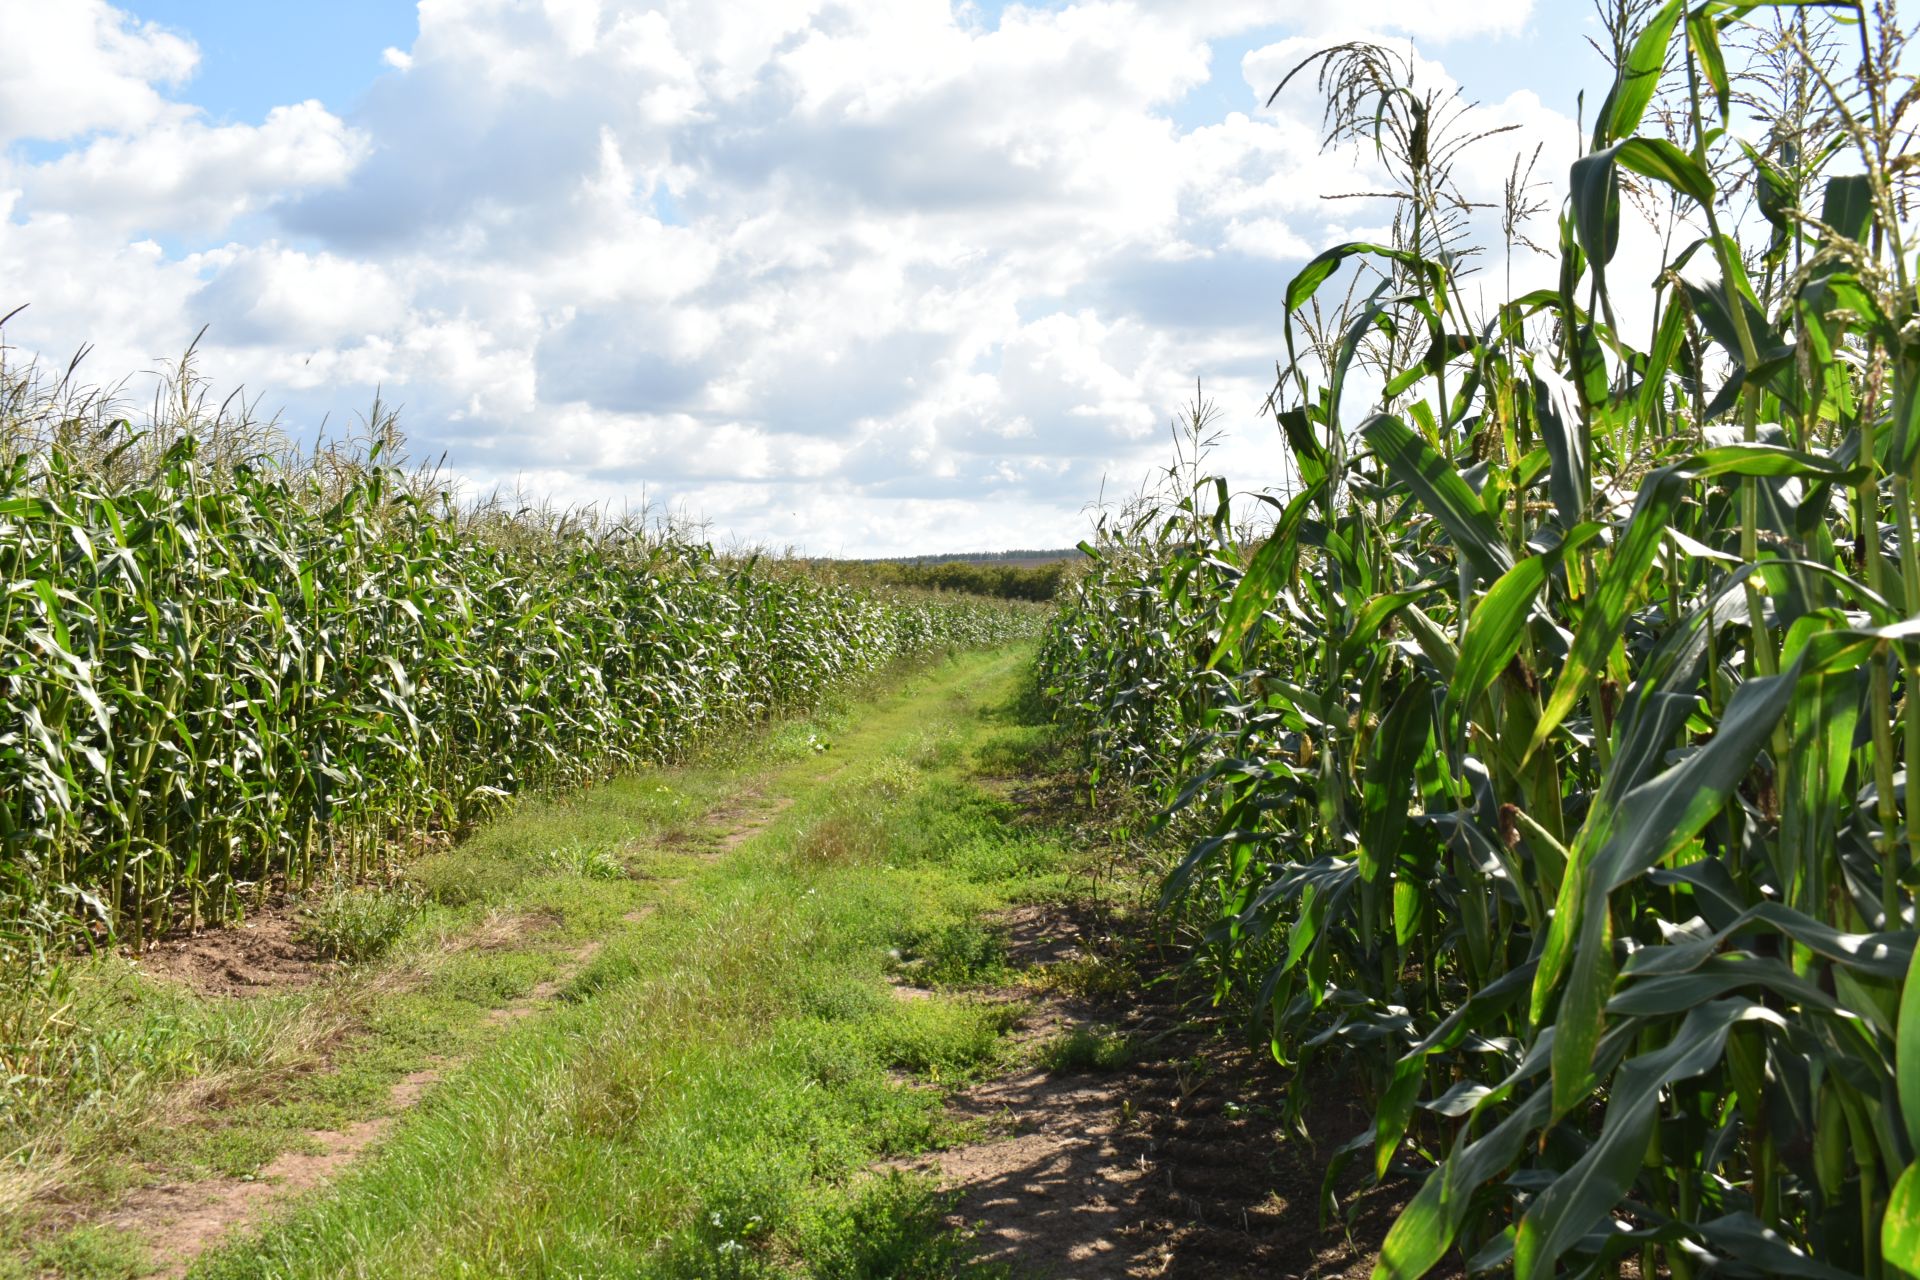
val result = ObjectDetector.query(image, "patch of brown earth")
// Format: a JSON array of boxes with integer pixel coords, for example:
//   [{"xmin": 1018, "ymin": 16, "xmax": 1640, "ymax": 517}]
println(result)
[
  {"xmin": 997, "ymin": 902, "xmax": 1093, "ymax": 970},
  {"xmin": 133, "ymin": 908, "xmax": 333, "ymax": 997},
  {"xmin": 652, "ymin": 790, "xmax": 795, "ymax": 856},
  {"xmin": 713, "ymin": 792, "xmax": 796, "ymax": 850},
  {"xmin": 104, "ymin": 1068, "xmax": 429, "ymax": 1280},
  {"xmin": 466, "ymin": 907, "xmax": 565, "ymax": 950},
  {"xmin": 484, "ymin": 937, "xmax": 603, "ymax": 1025},
  {"xmin": 913, "ymin": 902, "xmax": 1432, "ymax": 1280},
  {"xmin": 134, "ymin": 905, "xmax": 566, "ymax": 1001},
  {"xmin": 104, "ymin": 934, "xmax": 607, "ymax": 1276}
]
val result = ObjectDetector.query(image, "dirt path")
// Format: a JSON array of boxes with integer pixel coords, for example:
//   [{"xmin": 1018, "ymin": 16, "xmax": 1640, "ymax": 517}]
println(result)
[
  {"xmin": 36, "ymin": 652, "xmax": 1414, "ymax": 1278},
  {"xmin": 104, "ymin": 1068, "xmax": 440, "ymax": 1280},
  {"xmin": 93, "ymin": 792, "xmax": 794, "ymax": 1280},
  {"xmin": 899, "ymin": 905, "xmax": 1420, "ymax": 1279}
]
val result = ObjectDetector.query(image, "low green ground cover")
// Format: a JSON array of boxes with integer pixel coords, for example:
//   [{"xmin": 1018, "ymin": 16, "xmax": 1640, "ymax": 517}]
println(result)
[{"xmin": 6, "ymin": 645, "xmax": 1080, "ymax": 1279}]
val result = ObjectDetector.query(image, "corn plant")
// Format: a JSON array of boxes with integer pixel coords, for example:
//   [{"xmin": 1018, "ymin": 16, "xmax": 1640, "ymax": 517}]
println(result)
[
  {"xmin": 0, "ymin": 361, "xmax": 1040, "ymax": 955},
  {"xmin": 1042, "ymin": 3, "xmax": 1920, "ymax": 1276}
]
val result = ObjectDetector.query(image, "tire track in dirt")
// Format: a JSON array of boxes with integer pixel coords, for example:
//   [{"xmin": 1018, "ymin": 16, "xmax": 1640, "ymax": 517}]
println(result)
[
  {"xmin": 103, "ymin": 932, "xmax": 604, "ymax": 1280},
  {"xmin": 96, "ymin": 790, "xmax": 798, "ymax": 1279},
  {"xmin": 900, "ymin": 902, "xmax": 1431, "ymax": 1279}
]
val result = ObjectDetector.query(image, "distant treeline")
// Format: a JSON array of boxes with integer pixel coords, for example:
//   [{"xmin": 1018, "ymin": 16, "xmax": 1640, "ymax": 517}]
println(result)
[
  {"xmin": 813, "ymin": 555, "xmax": 1078, "ymax": 601},
  {"xmin": 861, "ymin": 548, "xmax": 1080, "ymax": 566}
]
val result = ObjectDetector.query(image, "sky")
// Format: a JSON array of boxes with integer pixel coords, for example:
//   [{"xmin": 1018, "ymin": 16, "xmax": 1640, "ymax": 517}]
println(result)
[{"xmin": 0, "ymin": 0, "xmax": 1616, "ymax": 556}]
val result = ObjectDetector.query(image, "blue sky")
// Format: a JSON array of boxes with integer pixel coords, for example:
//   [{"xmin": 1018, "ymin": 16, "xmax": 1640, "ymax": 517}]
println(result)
[
  {"xmin": 3, "ymin": 0, "xmax": 1626, "ymax": 555},
  {"xmin": 122, "ymin": 1, "xmax": 419, "ymax": 121}
]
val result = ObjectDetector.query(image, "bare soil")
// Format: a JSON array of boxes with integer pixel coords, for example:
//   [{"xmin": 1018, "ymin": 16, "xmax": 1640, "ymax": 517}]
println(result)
[
  {"xmin": 906, "ymin": 902, "xmax": 1432, "ymax": 1279},
  {"xmin": 713, "ymin": 791, "xmax": 796, "ymax": 850},
  {"xmin": 653, "ymin": 790, "xmax": 794, "ymax": 854},
  {"xmin": 103, "ymin": 1070, "xmax": 429, "ymax": 1280},
  {"xmin": 133, "ymin": 908, "xmax": 335, "ymax": 998}
]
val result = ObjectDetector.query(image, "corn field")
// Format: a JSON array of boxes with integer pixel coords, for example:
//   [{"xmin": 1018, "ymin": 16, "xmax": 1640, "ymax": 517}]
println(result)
[
  {"xmin": 0, "ymin": 361, "xmax": 1037, "ymax": 958},
  {"xmin": 1043, "ymin": 4, "xmax": 1920, "ymax": 1278}
]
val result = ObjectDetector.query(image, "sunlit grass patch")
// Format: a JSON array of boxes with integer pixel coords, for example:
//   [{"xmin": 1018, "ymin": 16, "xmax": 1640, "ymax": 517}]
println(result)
[{"xmin": 189, "ymin": 648, "xmax": 1061, "ymax": 1278}]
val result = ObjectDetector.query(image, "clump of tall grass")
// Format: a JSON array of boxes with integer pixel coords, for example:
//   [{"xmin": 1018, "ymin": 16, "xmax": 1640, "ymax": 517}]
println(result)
[
  {"xmin": 294, "ymin": 878, "xmax": 425, "ymax": 963},
  {"xmin": 1043, "ymin": 3, "xmax": 1920, "ymax": 1277},
  {"xmin": 0, "ymin": 343, "xmax": 1040, "ymax": 953},
  {"xmin": 537, "ymin": 841, "xmax": 628, "ymax": 881}
]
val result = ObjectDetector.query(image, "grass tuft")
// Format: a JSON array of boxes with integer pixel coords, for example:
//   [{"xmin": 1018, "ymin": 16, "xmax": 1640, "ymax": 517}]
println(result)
[
  {"xmin": 1035, "ymin": 1024, "xmax": 1134, "ymax": 1074},
  {"xmin": 295, "ymin": 881, "xmax": 425, "ymax": 963}
]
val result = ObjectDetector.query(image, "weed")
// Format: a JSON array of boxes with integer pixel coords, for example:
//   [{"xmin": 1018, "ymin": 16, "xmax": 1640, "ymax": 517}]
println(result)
[
  {"xmin": 1036, "ymin": 1025, "xmax": 1134, "ymax": 1073},
  {"xmin": 1029, "ymin": 951, "xmax": 1138, "ymax": 1000},
  {"xmin": 295, "ymin": 881, "xmax": 424, "ymax": 963},
  {"xmin": 538, "ymin": 842, "xmax": 627, "ymax": 880},
  {"xmin": 894, "ymin": 921, "xmax": 1007, "ymax": 988},
  {"xmin": 799, "ymin": 1173, "xmax": 1012, "ymax": 1279},
  {"xmin": 23, "ymin": 1225, "xmax": 148, "ymax": 1280},
  {"xmin": 868, "ymin": 999, "xmax": 1020, "ymax": 1081}
]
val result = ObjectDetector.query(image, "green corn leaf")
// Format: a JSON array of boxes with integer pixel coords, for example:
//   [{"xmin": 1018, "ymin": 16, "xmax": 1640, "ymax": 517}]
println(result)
[
  {"xmin": 1400, "ymin": 605, "xmax": 1459, "ymax": 682},
  {"xmin": 1340, "ymin": 581, "xmax": 1446, "ymax": 665},
  {"xmin": 1615, "ymin": 137, "xmax": 1715, "ymax": 207},
  {"xmin": 1517, "ymin": 1000, "xmax": 1783, "ymax": 1280},
  {"xmin": 1571, "ymin": 138, "xmax": 1714, "ymax": 283},
  {"xmin": 1595, "ymin": 0, "xmax": 1682, "ymax": 146},
  {"xmin": 1278, "ymin": 407, "xmax": 1329, "ymax": 489},
  {"xmin": 1900, "ymin": 944, "xmax": 1920, "ymax": 1157},
  {"xmin": 1892, "ymin": 1164, "xmax": 1920, "ymax": 1279},
  {"xmin": 1536, "ymin": 666, "xmax": 1800, "ymax": 1110},
  {"xmin": 1525, "ymin": 465, "xmax": 1686, "ymax": 762},
  {"xmin": 1700, "ymin": 1213, "xmax": 1862, "ymax": 1280},
  {"xmin": 1376, "ymin": 1088, "xmax": 1553, "ymax": 1280},
  {"xmin": 1821, "ymin": 171, "xmax": 1875, "ymax": 244},
  {"xmin": 1285, "ymin": 241, "xmax": 1438, "ymax": 314},
  {"xmin": 1373, "ymin": 1054, "xmax": 1425, "ymax": 1182},
  {"xmin": 1569, "ymin": 149, "xmax": 1624, "ymax": 271},
  {"xmin": 1362, "ymin": 413, "xmax": 1513, "ymax": 581},
  {"xmin": 1607, "ymin": 954, "xmax": 1843, "ymax": 1016},
  {"xmin": 1446, "ymin": 523, "xmax": 1604, "ymax": 739},
  {"xmin": 1638, "ymin": 293, "xmax": 1688, "ymax": 427},
  {"xmin": 1207, "ymin": 479, "xmax": 1324, "ymax": 667},
  {"xmin": 1360, "ymin": 682, "xmax": 1431, "ymax": 900},
  {"xmin": 1687, "ymin": 7, "xmax": 1730, "ymax": 121},
  {"xmin": 1532, "ymin": 368, "xmax": 1589, "ymax": 527}
]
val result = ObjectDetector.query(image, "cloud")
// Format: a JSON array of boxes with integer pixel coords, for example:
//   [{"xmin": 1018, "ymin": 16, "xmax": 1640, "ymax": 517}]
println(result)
[
  {"xmin": 188, "ymin": 247, "xmax": 407, "ymax": 348},
  {"xmin": 0, "ymin": 0, "xmax": 196, "ymax": 145},
  {"xmin": 21, "ymin": 102, "xmax": 364, "ymax": 236},
  {"xmin": 4, "ymin": 0, "xmax": 1580, "ymax": 555}
]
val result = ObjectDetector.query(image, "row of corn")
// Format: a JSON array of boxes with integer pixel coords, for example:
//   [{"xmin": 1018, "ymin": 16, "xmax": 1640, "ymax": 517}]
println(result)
[
  {"xmin": 1, "ymin": 408, "xmax": 1038, "ymax": 955},
  {"xmin": 1042, "ymin": 4, "xmax": 1920, "ymax": 1277}
]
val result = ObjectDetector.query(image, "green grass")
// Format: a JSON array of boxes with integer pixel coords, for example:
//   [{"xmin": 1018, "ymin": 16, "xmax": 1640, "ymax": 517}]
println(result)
[
  {"xmin": 186, "ymin": 645, "xmax": 1051, "ymax": 1278},
  {"xmin": 894, "ymin": 921, "xmax": 1011, "ymax": 988},
  {"xmin": 0, "ymin": 1225, "xmax": 150, "ymax": 1280},
  {"xmin": 1035, "ymin": 1025, "xmax": 1134, "ymax": 1074},
  {"xmin": 0, "ymin": 645, "xmax": 1059, "ymax": 1278}
]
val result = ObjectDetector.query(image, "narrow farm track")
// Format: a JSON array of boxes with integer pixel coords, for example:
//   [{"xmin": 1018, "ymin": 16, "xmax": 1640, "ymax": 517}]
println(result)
[
  {"xmin": 19, "ymin": 646, "xmax": 1389, "ymax": 1279},
  {"xmin": 92, "ymin": 786, "xmax": 802, "ymax": 1279},
  {"xmin": 48, "ymin": 648, "xmax": 1044, "ymax": 1278}
]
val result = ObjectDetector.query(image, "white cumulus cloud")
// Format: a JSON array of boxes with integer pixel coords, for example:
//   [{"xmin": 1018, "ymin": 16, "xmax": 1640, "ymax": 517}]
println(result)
[{"xmin": 2, "ymin": 0, "xmax": 1581, "ymax": 554}]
